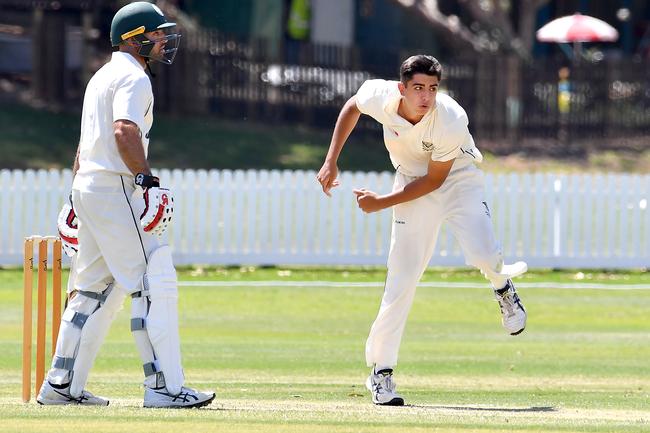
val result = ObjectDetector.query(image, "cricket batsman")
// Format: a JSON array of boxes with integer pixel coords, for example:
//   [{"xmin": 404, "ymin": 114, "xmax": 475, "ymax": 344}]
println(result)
[{"xmin": 39, "ymin": 2, "xmax": 215, "ymax": 408}]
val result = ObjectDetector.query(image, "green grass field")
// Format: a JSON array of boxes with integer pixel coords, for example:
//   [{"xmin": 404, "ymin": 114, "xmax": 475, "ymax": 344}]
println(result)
[{"xmin": 1, "ymin": 267, "xmax": 649, "ymax": 432}]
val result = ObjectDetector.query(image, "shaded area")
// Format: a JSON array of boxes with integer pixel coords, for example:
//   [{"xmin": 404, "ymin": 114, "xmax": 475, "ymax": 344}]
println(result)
[{"xmin": 0, "ymin": 103, "xmax": 391, "ymax": 171}]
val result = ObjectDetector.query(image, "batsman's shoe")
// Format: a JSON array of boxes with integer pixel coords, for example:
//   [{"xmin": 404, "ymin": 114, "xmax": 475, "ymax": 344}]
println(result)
[
  {"xmin": 143, "ymin": 385, "xmax": 215, "ymax": 409},
  {"xmin": 36, "ymin": 381, "xmax": 109, "ymax": 406},
  {"xmin": 365, "ymin": 368, "xmax": 404, "ymax": 406},
  {"xmin": 495, "ymin": 280, "xmax": 527, "ymax": 335}
]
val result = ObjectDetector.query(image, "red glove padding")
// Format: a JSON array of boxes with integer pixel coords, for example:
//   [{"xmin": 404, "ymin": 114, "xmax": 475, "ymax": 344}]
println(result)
[
  {"xmin": 57, "ymin": 203, "xmax": 78, "ymax": 257},
  {"xmin": 140, "ymin": 186, "xmax": 174, "ymax": 236}
]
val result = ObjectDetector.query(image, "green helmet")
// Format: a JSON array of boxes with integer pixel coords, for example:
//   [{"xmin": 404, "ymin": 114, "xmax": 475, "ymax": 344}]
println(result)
[{"xmin": 110, "ymin": 2, "xmax": 181, "ymax": 64}]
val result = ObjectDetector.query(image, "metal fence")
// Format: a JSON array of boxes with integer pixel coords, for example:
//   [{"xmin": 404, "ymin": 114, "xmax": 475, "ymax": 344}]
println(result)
[
  {"xmin": 2, "ymin": 23, "xmax": 649, "ymax": 152},
  {"xmin": 1, "ymin": 169, "xmax": 648, "ymax": 269},
  {"xmin": 148, "ymin": 31, "xmax": 650, "ymax": 152}
]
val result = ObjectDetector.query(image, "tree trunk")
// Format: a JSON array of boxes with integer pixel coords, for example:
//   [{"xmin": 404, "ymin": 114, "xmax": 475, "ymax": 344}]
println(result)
[{"xmin": 32, "ymin": 8, "xmax": 66, "ymax": 108}]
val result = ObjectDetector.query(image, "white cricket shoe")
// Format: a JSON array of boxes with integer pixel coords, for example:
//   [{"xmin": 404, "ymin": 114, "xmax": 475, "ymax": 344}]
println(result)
[
  {"xmin": 365, "ymin": 368, "xmax": 404, "ymax": 406},
  {"xmin": 495, "ymin": 280, "xmax": 527, "ymax": 335},
  {"xmin": 36, "ymin": 381, "xmax": 109, "ymax": 406},
  {"xmin": 143, "ymin": 386, "xmax": 215, "ymax": 409}
]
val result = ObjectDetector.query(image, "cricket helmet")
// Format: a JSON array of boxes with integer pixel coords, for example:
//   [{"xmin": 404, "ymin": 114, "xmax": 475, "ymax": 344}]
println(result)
[{"xmin": 110, "ymin": 1, "xmax": 181, "ymax": 64}]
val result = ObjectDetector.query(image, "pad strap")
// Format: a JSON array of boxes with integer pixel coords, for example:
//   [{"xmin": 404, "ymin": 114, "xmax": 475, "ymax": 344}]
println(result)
[
  {"xmin": 77, "ymin": 290, "xmax": 107, "ymax": 303},
  {"xmin": 77, "ymin": 282, "xmax": 114, "ymax": 305},
  {"xmin": 131, "ymin": 318, "xmax": 146, "ymax": 331},
  {"xmin": 62, "ymin": 309, "xmax": 89, "ymax": 329},
  {"xmin": 131, "ymin": 290, "xmax": 150, "ymax": 299},
  {"xmin": 53, "ymin": 356, "xmax": 75, "ymax": 371},
  {"xmin": 143, "ymin": 361, "xmax": 161, "ymax": 377}
]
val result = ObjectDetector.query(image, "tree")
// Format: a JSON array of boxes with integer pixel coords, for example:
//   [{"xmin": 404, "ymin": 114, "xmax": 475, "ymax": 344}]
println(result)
[{"xmin": 389, "ymin": 0, "xmax": 551, "ymax": 60}]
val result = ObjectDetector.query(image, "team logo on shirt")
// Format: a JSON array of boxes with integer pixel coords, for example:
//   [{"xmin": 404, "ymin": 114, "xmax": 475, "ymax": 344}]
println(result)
[{"xmin": 422, "ymin": 141, "xmax": 434, "ymax": 152}]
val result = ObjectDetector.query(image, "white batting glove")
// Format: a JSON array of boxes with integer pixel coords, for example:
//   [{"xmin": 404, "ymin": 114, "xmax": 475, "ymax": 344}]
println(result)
[
  {"xmin": 57, "ymin": 201, "xmax": 78, "ymax": 257},
  {"xmin": 135, "ymin": 173, "xmax": 175, "ymax": 236}
]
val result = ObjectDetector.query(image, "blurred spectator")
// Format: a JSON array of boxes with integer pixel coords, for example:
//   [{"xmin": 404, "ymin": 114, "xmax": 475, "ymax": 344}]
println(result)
[
  {"xmin": 285, "ymin": 0, "xmax": 310, "ymax": 64},
  {"xmin": 557, "ymin": 66, "xmax": 571, "ymax": 115}
]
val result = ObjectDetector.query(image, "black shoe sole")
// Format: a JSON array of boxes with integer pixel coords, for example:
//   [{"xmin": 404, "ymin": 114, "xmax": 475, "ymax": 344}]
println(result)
[
  {"xmin": 510, "ymin": 327, "xmax": 525, "ymax": 336},
  {"xmin": 375, "ymin": 397, "xmax": 405, "ymax": 406}
]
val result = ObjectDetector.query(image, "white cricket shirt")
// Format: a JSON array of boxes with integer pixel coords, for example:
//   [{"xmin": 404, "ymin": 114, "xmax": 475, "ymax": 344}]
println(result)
[
  {"xmin": 73, "ymin": 52, "xmax": 153, "ymax": 189},
  {"xmin": 355, "ymin": 79, "xmax": 482, "ymax": 177}
]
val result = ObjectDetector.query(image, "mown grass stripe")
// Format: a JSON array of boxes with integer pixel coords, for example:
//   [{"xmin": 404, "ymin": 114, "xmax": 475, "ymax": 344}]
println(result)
[{"xmin": 179, "ymin": 280, "xmax": 650, "ymax": 290}]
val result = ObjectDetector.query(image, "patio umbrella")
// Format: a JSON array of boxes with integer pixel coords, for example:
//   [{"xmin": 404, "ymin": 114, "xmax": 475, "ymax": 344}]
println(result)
[{"xmin": 536, "ymin": 13, "xmax": 619, "ymax": 60}]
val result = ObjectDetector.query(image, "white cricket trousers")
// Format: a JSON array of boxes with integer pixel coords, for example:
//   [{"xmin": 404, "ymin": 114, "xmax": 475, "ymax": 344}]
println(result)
[
  {"xmin": 46, "ymin": 174, "xmax": 162, "ymax": 388},
  {"xmin": 365, "ymin": 164, "xmax": 503, "ymax": 368},
  {"xmin": 71, "ymin": 173, "xmax": 160, "ymax": 296}
]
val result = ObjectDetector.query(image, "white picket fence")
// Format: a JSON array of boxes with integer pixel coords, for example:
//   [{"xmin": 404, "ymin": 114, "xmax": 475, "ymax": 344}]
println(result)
[{"xmin": 0, "ymin": 169, "xmax": 648, "ymax": 268}]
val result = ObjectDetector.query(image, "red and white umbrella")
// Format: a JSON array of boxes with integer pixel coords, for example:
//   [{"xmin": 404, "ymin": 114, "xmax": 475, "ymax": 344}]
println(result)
[{"xmin": 536, "ymin": 13, "xmax": 619, "ymax": 43}]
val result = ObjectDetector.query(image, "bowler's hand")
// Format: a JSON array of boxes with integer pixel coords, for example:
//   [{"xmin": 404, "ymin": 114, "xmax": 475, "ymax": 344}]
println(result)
[
  {"xmin": 353, "ymin": 188, "xmax": 385, "ymax": 213},
  {"xmin": 316, "ymin": 161, "xmax": 340, "ymax": 196}
]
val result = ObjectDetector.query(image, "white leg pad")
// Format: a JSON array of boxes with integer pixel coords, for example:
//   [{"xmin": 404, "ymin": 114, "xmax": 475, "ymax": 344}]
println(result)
[
  {"xmin": 70, "ymin": 284, "xmax": 125, "ymax": 397},
  {"xmin": 131, "ymin": 296, "xmax": 167, "ymax": 390},
  {"xmin": 135, "ymin": 246, "xmax": 184, "ymax": 395},
  {"xmin": 47, "ymin": 292, "xmax": 98, "ymax": 386},
  {"xmin": 131, "ymin": 296, "xmax": 156, "ymax": 369},
  {"xmin": 45, "ymin": 282, "xmax": 125, "ymax": 398}
]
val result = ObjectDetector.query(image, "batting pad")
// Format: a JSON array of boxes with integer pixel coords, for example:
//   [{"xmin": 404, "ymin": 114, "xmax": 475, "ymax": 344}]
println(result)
[
  {"xmin": 68, "ymin": 284, "xmax": 126, "ymax": 398},
  {"xmin": 142, "ymin": 246, "xmax": 184, "ymax": 395},
  {"xmin": 131, "ymin": 295, "xmax": 157, "ymax": 383}
]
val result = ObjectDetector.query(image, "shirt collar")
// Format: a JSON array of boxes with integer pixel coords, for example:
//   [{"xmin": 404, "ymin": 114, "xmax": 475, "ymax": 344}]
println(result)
[{"xmin": 112, "ymin": 51, "xmax": 146, "ymax": 70}]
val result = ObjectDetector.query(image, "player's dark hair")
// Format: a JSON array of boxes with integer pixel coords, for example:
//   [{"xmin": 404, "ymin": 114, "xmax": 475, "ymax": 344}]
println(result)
[{"xmin": 400, "ymin": 55, "xmax": 442, "ymax": 83}]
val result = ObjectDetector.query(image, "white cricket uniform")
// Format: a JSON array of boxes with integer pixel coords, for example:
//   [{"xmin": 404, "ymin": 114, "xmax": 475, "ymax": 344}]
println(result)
[
  {"xmin": 72, "ymin": 51, "xmax": 159, "ymax": 296},
  {"xmin": 45, "ymin": 52, "xmax": 165, "ymax": 393},
  {"xmin": 356, "ymin": 79, "xmax": 504, "ymax": 368}
]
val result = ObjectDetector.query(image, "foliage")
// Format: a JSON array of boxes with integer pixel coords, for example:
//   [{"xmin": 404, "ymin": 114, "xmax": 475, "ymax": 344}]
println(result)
[{"xmin": 389, "ymin": 0, "xmax": 551, "ymax": 59}]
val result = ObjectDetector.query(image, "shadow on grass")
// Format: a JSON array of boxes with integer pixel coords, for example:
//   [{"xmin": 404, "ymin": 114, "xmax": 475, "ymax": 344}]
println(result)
[{"xmin": 408, "ymin": 405, "xmax": 556, "ymax": 413}]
